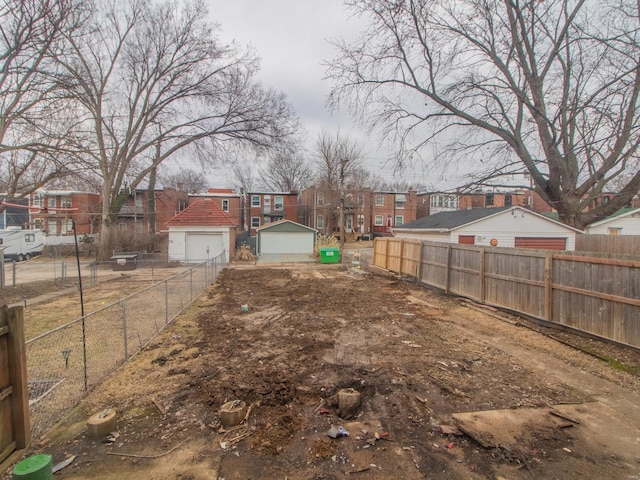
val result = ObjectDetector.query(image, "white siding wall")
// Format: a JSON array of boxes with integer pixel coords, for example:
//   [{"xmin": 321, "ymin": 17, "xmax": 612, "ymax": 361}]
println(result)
[
  {"xmin": 393, "ymin": 231, "xmax": 451, "ymax": 243},
  {"xmin": 585, "ymin": 213, "xmax": 640, "ymax": 235},
  {"xmin": 455, "ymin": 209, "xmax": 576, "ymax": 250},
  {"xmin": 394, "ymin": 208, "xmax": 578, "ymax": 250}
]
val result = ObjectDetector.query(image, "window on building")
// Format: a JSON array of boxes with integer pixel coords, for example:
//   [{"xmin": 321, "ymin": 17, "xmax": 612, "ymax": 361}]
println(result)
[
  {"xmin": 395, "ymin": 215, "xmax": 404, "ymax": 226},
  {"xmin": 430, "ymin": 194, "xmax": 458, "ymax": 209},
  {"xmin": 317, "ymin": 192, "xmax": 325, "ymax": 205},
  {"xmin": 395, "ymin": 194, "xmax": 406, "ymax": 209},
  {"xmin": 375, "ymin": 194, "xmax": 384, "ymax": 206},
  {"xmin": 251, "ymin": 195, "xmax": 260, "ymax": 207},
  {"xmin": 61, "ymin": 218, "xmax": 73, "ymax": 233},
  {"xmin": 316, "ymin": 215, "xmax": 324, "ymax": 229},
  {"xmin": 33, "ymin": 194, "xmax": 44, "ymax": 208},
  {"xmin": 251, "ymin": 217, "xmax": 260, "ymax": 228},
  {"xmin": 222, "ymin": 199, "xmax": 229, "ymax": 212},
  {"xmin": 134, "ymin": 194, "xmax": 143, "ymax": 208},
  {"xmin": 485, "ymin": 193, "xmax": 494, "ymax": 206},
  {"xmin": 274, "ymin": 196, "xmax": 284, "ymax": 209},
  {"xmin": 48, "ymin": 197, "xmax": 56, "ymax": 208},
  {"xmin": 357, "ymin": 193, "xmax": 364, "ymax": 205},
  {"xmin": 61, "ymin": 195, "xmax": 72, "ymax": 208},
  {"xmin": 374, "ymin": 215, "xmax": 384, "ymax": 226},
  {"xmin": 505, "ymin": 194, "xmax": 512, "ymax": 206},
  {"xmin": 608, "ymin": 227, "xmax": 622, "ymax": 236}
]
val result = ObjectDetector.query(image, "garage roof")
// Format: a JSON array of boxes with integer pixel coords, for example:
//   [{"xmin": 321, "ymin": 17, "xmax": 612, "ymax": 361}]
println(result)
[
  {"xmin": 395, "ymin": 206, "xmax": 582, "ymax": 232},
  {"xmin": 165, "ymin": 199, "xmax": 236, "ymax": 227},
  {"xmin": 256, "ymin": 219, "xmax": 317, "ymax": 233}
]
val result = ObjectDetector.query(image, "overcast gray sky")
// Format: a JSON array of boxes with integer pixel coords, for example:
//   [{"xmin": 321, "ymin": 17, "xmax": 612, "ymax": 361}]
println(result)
[{"xmin": 206, "ymin": 0, "xmax": 440, "ymax": 189}]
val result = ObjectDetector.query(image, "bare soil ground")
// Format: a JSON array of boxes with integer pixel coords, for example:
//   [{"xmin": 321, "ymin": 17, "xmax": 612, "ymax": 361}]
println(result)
[{"xmin": 5, "ymin": 263, "xmax": 640, "ymax": 479}]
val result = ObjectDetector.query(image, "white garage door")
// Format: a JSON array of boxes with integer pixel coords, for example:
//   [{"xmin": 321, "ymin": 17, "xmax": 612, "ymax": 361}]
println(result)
[
  {"xmin": 260, "ymin": 232, "xmax": 313, "ymax": 254},
  {"xmin": 186, "ymin": 234, "xmax": 224, "ymax": 262}
]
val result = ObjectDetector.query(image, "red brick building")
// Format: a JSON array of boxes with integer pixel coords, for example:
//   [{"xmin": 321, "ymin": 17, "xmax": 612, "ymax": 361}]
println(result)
[{"xmin": 247, "ymin": 190, "xmax": 299, "ymax": 236}]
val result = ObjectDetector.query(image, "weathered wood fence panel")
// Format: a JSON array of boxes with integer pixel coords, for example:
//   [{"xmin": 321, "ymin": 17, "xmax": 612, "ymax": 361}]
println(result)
[
  {"xmin": 373, "ymin": 238, "xmax": 640, "ymax": 349},
  {"xmin": 575, "ymin": 234, "xmax": 640, "ymax": 255},
  {"xmin": 0, "ymin": 306, "xmax": 30, "ymax": 472}
]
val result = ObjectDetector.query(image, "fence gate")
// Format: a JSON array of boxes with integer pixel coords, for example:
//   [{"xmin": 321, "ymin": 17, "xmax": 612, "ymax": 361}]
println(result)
[{"xmin": 0, "ymin": 306, "xmax": 30, "ymax": 472}]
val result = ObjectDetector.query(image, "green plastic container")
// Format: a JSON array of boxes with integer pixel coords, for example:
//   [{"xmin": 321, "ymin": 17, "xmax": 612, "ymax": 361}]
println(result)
[
  {"xmin": 319, "ymin": 247, "xmax": 340, "ymax": 264},
  {"xmin": 12, "ymin": 454, "xmax": 52, "ymax": 480}
]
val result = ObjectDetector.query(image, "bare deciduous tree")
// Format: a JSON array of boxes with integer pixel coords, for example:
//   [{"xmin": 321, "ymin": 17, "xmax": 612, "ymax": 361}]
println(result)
[
  {"xmin": 327, "ymin": 0, "xmax": 640, "ymax": 228},
  {"xmin": 0, "ymin": 0, "xmax": 84, "ymax": 200},
  {"xmin": 160, "ymin": 167, "xmax": 208, "ymax": 194},
  {"xmin": 59, "ymin": 0, "xmax": 299, "ymax": 258},
  {"xmin": 259, "ymin": 147, "xmax": 313, "ymax": 192},
  {"xmin": 314, "ymin": 130, "xmax": 363, "ymax": 248}
]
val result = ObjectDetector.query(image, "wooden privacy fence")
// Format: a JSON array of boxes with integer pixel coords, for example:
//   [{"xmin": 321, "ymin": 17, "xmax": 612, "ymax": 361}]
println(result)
[
  {"xmin": 0, "ymin": 306, "xmax": 30, "ymax": 473},
  {"xmin": 575, "ymin": 233, "xmax": 640, "ymax": 255},
  {"xmin": 373, "ymin": 238, "xmax": 640, "ymax": 349}
]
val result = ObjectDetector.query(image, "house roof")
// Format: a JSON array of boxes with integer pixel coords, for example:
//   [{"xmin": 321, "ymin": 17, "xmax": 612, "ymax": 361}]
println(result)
[
  {"xmin": 395, "ymin": 206, "xmax": 582, "ymax": 232},
  {"xmin": 587, "ymin": 207, "xmax": 640, "ymax": 228},
  {"xmin": 165, "ymin": 199, "xmax": 236, "ymax": 228},
  {"xmin": 396, "ymin": 206, "xmax": 512, "ymax": 230},
  {"xmin": 256, "ymin": 219, "xmax": 317, "ymax": 233}
]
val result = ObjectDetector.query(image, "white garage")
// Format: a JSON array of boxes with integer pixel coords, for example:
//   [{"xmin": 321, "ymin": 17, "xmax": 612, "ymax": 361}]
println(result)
[
  {"xmin": 256, "ymin": 220, "xmax": 317, "ymax": 258},
  {"xmin": 166, "ymin": 200, "xmax": 236, "ymax": 263}
]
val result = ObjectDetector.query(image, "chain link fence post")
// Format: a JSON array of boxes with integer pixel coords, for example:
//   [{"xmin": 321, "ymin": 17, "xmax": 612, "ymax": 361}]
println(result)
[
  {"xmin": 121, "ymin": 302, "xmax": 128, "ymax": 360},
  {"xmin": 164, "ymin": 279, "xmax": 169, "ymax": 325}
]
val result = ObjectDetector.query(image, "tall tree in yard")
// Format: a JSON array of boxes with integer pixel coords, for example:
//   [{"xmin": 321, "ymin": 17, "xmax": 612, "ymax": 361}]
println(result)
[
  {"xmin": 0, "ymin": 0, "xmax": 85, "ymax": 200},
  {"xmin": 327, "ymin": 0, "xmax": 640, "ymax": 229},
  {"xmin": 59, "ymin": 0, "xmax": 299, "ymax": 258},
  {"xmin": 314, "ymin": 131, "xmax": 363, "ymax": 248},
  {"xmin": 259, "ymin": 146, "xmax": 314, "ymax": 192}
]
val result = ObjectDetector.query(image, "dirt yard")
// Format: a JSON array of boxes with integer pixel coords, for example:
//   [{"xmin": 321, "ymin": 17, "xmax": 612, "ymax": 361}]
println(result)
[{"xmin": 6, "ymin": 263, "xmax": 640, "ymax": 479}]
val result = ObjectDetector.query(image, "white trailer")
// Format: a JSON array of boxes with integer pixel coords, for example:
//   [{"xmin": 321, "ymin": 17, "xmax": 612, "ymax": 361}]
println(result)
[{"xmin": 0, "ymin": 229, "xmax": 45, "ymax": 261}]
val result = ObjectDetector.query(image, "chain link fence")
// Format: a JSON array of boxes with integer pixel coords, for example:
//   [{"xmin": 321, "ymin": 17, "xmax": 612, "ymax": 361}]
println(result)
[{"xmin": 25, "ymin": 253, "xmax": 226, "ymax": 441}]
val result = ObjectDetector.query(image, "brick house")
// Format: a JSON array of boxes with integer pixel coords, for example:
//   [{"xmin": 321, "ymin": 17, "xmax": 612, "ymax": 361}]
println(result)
[
  {"xmin": 417, "ymin": 190, "xmax": 549, "ymax": 218},
  {"xmin": 117, "ymin": 187, "xmax": 188, "ymax": 235},
  {"xmin": 247, "ymin": 190, "xmax": 299, "ymax": 236},
  {"xmin": 29, "ymin": 189, "xmax": 101, "ymax": 240},
  {"xmin": 299, "ymin": 187, "xmax": 418, "ymax": 239}
]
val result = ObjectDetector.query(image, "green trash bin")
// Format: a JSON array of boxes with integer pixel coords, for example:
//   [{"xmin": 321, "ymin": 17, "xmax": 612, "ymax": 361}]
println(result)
[
  {"xmin": 12, "ymin": 454, "xmax": 52, "ymax": 480},
  {"xmin": 319, "ymin": 247, "xmax": 340, "ymax": 264}
]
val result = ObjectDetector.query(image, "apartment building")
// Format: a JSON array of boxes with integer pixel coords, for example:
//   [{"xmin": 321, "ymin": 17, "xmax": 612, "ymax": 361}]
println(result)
[{"xmin": 247, "ymin": 190, "xmax": 299, "ymax": 236}]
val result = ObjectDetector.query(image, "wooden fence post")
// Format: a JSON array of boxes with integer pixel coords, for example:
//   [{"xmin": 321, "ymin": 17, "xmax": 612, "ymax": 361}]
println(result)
[
  {"xmin": 544, "ymin": 252, "xmax": 553, "ymax": 321},
  {"xmin": 479, "ymin": 247, "xmax": 486, "ymax": 303},
  {"xmin": 445, "ymin": 245, "xmax": 452, "ymax": 294},
  {"xmin": 417, "ymin": 242, "xmax": 424, "ymax": 284},
  {"xmin": 7, "ymin": 306, "xmax": 31, "ymax": 450},
  {"xmin": 399, "ymin": 239, "xmax": 405, "ymax": 275},
  {"xmin": 384, "ymin": 239, "xmax": 390, "ymax": 270}
]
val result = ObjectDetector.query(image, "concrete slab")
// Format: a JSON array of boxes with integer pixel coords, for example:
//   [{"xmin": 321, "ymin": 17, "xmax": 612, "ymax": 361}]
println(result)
[{"xmin": 256, "ymin": 253, "xmax": 317, "ymax": 264}]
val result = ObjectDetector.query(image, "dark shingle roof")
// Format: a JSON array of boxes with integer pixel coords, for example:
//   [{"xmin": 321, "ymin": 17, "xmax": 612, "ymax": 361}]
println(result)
[{"xmin": 396, "ymin": 206, "xmax": 512, "ymax": 230}]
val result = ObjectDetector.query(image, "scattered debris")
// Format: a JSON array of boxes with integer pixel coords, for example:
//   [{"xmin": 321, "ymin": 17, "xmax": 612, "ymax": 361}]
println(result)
[
  {"xmin": 106, "ymin": 439, "xmax": 188, "ymax": 459},
  {"xmin": 151, "ymin": 398, "xmax": 166, "ymax": 415},
  {"xmin": 52, "ymin": 455, "xmax": 76, "ymax": 473},
  {"xmin": 550, "ymin": 410, "xmax": 580, "ymax": 424},
  {"xmin": 104, "ymin": 431, "xmax": 120, "ymax": 444},
  {"xmin": 439, "ymin": 425, "xmax": 462, "ymax": 436},
  {"xmin": 327, "ymin": 425, "xmax": 350, "ymax": 439}
]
